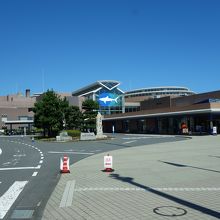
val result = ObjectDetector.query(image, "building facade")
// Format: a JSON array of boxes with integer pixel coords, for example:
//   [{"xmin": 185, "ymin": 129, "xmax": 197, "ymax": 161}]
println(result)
[
  {"xmin": 2, "ymin": 81, "xmax": 218, "ymax": 136},
  {"xmin": 103, "ymin": 90, "xmax": 220, "ymax": 135},
  {"xmin": 0, "ymin": 90, "xmax": 74, "ymax": 134},
  {"xmin": 0, "ymin": 89, "xmax": 36, "ymax": 133}
]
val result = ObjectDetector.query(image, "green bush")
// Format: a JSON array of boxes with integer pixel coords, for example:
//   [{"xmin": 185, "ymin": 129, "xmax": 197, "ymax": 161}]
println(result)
[
  {"xmin": 66, "ymin": 130, "xmax": 81, "ymax": 137},
  {"xmin": 33, "ymin": 128, "xmax": 44, "ymax": 134}
]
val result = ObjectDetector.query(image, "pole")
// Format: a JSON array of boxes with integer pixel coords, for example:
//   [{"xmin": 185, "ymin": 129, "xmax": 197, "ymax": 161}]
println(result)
[{"xmin": 112, "ymin": 125, "xmax": 115, "ymax": 135}]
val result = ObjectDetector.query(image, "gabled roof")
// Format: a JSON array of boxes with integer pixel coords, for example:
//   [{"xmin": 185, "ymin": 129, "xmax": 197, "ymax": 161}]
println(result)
[{"xmin": 72, "ymin": 80, "xmax": 123, "ymax": 96}]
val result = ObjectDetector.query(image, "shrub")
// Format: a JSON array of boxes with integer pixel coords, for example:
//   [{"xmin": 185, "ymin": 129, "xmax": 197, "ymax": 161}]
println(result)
[
  {"xmin": 33, "ymin": 128, "xmax": 44, "ymax": 134},
  {"xmin": 66, "ymin": 130, "xmax": 81, "ymax": 138}
]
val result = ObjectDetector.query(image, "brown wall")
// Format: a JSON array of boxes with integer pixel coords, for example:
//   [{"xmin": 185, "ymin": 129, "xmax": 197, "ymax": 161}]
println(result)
[
  {"xmin": 140, "ymin": 96, "xmax": 171, "ymax": 110},
  {"xmin": 0, "ymin": 95, "xmax": 35, "ymax": 108},
  {"xmin": 104, "ymin": 90, "xmax": 220, "ymax": 121},
  {"xmin": 104, "ymin": 103, "xmax": 214, "ymax": 120},
  {"xmin": 172, "ymin": 90, "xmax": 220, "ymax": 107}
]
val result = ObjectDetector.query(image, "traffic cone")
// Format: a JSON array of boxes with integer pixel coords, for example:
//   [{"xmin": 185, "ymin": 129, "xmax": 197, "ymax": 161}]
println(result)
[{"xmin": 60, "ymin": 155, "xmax": 70, "ymax": 173}]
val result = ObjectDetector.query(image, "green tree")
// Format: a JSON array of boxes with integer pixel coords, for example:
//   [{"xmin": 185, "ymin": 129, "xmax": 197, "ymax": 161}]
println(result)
[
  {"xmin": 33, "ymin": 90, "xmax": 66, "ymax": 137},
  {"xmin": 65, "ymin": 106, "xmax": 83, "ymax": 130},
  {"xmin": 82, "ymin": 99, "xmax": 99, "ymax": 132}
]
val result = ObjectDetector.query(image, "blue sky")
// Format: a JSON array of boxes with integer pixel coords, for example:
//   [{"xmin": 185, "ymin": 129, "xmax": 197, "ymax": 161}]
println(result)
[{"xmin": 0, "ymin": 0, "xmax": 220, "ymax": 95}]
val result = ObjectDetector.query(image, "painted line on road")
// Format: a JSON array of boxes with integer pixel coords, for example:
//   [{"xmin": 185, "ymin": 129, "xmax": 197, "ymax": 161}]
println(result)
[
  {"xmin": 39, "ymin": 160, "xmax": 43, "ymax": 164},
  {"xmin": 60, "ymin": 180, "xmax": 76, "ymax": 208},
  {"xmin": 124, "ymin": 134, "xmax": 175, "ymax": 137},
  {"xmin": 122, "ymin": 140, "xmax": 137, "ymax": 144},
  {"xmin": 13, "ymin": 154, "xmax": 26, "ymax": 157},
  {"xmin": 73, "ymin": 187, "xmax": 220, "ymax": 192},
  {"xmin": 0, "ymin": 166, "xmax": 41, "ymax": 171},
  {"xmin": 48, "ymin": 151, "xmax": 94, "ymax": 155},
  {"xmin": 32, "ymin": 172, "xmax": 38, "ymax": 177},
  {"xmin": 0, "ymin": 181, "xmax": 28, "ymax": 219},
  {"xmin": 0, "ymin": 148, "xmax": 2, "ymax": 155},
  {"xmin": 123, "ymin": 137, "xmax": 149, "ymax": 140}
]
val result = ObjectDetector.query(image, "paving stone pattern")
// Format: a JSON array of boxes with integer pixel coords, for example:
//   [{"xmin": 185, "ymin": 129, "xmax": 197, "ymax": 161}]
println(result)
[{"xmin": 43, "ymin": 136, "xmax": 220, "ymax": 220}]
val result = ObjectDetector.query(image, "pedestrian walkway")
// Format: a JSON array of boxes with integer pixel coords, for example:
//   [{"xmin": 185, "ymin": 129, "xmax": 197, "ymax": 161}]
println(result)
[{"xmin": 42, "ymin": 136, "xmax": 220, "ymax": 220}]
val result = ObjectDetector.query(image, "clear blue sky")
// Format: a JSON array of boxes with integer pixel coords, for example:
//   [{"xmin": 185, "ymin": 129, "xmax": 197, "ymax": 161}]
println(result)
[{"xmin": 0, "ymin": 0, "xmax": 220, "ymax": 95}]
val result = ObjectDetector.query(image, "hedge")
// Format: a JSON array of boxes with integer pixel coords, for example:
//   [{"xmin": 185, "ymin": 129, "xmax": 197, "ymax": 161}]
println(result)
[{"xmin": 66, "ymin": 130, "xmax": 81, "ymax": 137}]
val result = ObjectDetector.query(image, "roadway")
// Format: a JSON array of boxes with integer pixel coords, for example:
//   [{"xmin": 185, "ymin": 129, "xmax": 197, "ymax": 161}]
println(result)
[{"xmin": 0, "ymin": 134, "xmax": 186, "ymax": 219}]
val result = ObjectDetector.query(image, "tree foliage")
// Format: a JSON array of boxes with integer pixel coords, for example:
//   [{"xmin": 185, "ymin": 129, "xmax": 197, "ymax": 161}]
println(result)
[
  {"xmin": 33, "ymin": 91, "xmax": 99, "ymax": 136},
  {"xmin": 33, "ymin": 90, "xmax": 65, "ymax": 137},
  {"xmin": 65, "ymin": 106, "xmax": 83, "ymax": 130},
  {"xmin": 82, "ymin": 99, "xmax": 99, "ymax": 131}
]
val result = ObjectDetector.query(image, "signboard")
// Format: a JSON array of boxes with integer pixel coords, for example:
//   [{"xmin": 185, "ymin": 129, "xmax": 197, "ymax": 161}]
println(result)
[
  {"xmin": 104, "ymin": 155, "xmax": 113, "ymax": 169},
  {"xmin": 213, "ymin": 126, "xmax": 217, "ymax": 135},
  {"xmin": 98, "ymin": 93, "xmax": 120, "ymax": 107},
  {"xmin": 80, "ymin": 132, "xmax": 96, "ymax": 141}
]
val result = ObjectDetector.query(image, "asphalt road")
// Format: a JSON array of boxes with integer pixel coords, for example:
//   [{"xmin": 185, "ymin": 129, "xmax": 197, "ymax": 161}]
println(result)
[{"xmin": 0, "ymin": 134, "xmax": 186, "ymax": 219}]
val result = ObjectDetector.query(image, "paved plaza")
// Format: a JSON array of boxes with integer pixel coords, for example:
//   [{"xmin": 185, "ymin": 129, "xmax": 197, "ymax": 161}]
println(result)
[{"xmin": 42, "ymin": 136, "xmax": 220, "ymax": 220}]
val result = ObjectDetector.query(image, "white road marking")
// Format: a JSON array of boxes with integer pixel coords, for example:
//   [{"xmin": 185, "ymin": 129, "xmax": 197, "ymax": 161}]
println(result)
[
  {"xmin": 60, "ymin": 180, "xmax": 76, "ymax": 208},
  {"xmin": 48, "ymin": 151, "xmax": 94, "ymax": 155},
  {"xmin": 123, "ymin": 140, "xmax": 137, "ymax": 144},
  {"xmin": 39, "ymin": 160, "xmax": 43, "ymax": 164},
  {"xmin": 0, "ymin": 166, "xmax": 41, "ymax": 171},
  {"xmin": 0, "ymin": 181, "xmax": 28, "ymax": 219},
  {"xmin": 41, "ymin": 157, "xmax": 44, "ymax": 160},
  {"xmin": 2, "ymin": 162, "xmax": 11, "ymax": 166},
  {"xmin": 13, "ymin": 154, "xmax": 26, "ymax": 157},
  {"xmin": 124, "ymin": 134, "xmax": 152, "ymax": 136},
  {"xmin": 123, "ymin": 137, "xmax": 148, "ymax": 140},
  {"xmin": 32, "ymin": 172, "xmax": 38, "ymax": 177},
  {"xmin": 0, "ymin": 148, "xmax": 2, "ymax": 155},
  {"xmin": 74, "ymin": 187, "xmax": 220, "ymax": 192},
  {"xmin": 89, "ymin": 150, "xmax": 102, "ymax": 153},
  {"xmin": 125, "ymin": 134, "xmax": 174, "ymax": 137}
]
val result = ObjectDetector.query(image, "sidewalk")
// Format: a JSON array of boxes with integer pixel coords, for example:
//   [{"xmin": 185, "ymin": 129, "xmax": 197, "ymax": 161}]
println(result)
[{"xmin": 42, "ymin": 136, "xmax": 220, "ymax": 220}]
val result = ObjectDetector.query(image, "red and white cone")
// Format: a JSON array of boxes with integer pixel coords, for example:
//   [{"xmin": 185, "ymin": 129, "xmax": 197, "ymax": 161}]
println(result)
[{"xmin": 60, "ymin": 155, "xmax": 70, "ymax": 173}]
